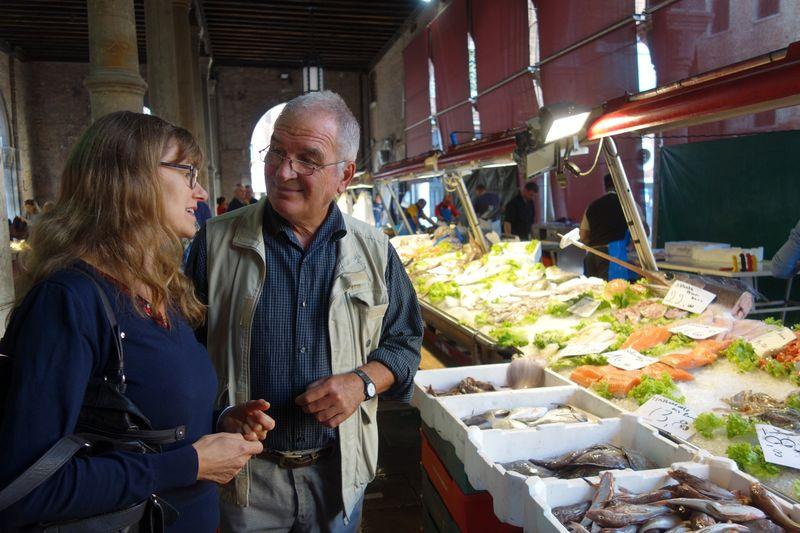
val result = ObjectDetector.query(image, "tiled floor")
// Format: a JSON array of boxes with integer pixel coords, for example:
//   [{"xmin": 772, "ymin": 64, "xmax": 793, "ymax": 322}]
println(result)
[{"xmin": 361, "ymin": 346, "xmax": 447, "ymax": 532}]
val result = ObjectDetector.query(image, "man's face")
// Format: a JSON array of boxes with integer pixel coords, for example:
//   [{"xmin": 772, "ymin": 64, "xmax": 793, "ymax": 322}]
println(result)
[
  {"xmin": 522, "ymin": 188, "xmax": 536, "ymax": 201},
  {"xmin": 266, "ymin": 111, "xmax": 354, "ymax": 225}
]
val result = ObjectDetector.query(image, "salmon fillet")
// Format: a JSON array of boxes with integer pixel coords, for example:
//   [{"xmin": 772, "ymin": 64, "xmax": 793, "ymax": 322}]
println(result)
[
  {"xmin": 570, "ymin": 365, "xmax": 607, "ymax": 387},
  {"xmin": 602, "ymin": 372, "xmax": 642, "ymax": 398},
  {"xmin": 621, "ymin": 326, "xmax": 672, "ymax": 352},
  {"xmin": 660, "ymin": 339, "xmax": 731, "ymax": 370},
  {"xmin": 641, "ymin": 362, "xmax": 694, "ymax": 382}
]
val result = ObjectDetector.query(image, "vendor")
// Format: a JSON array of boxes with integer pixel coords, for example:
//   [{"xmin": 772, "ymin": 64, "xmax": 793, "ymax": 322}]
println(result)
[
  {"xmin": 502, "ymin": 181, "xmax": 538, "ymax": 240},
  {"xmin": 405, "ymin": 198, "xmax": 434, "ymax": 232},
  {"xmin": 434, "ymin": 194, "xmax": 460, "ymax": 224},
  {"xmin": 771, "ymin": 219, "xmax": 800, "ymax": 278}
]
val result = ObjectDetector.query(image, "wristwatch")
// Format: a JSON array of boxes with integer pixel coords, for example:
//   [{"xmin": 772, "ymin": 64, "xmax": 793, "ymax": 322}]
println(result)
[{"xmin": 352, "ymin": 369, "xmax": 377, "ymax": 401}]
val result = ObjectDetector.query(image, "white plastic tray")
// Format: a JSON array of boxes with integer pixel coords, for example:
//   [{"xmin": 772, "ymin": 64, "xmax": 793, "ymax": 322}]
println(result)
[{"xmin": 464, "ymin": 415, "xmax": 699, "ymax": 527}]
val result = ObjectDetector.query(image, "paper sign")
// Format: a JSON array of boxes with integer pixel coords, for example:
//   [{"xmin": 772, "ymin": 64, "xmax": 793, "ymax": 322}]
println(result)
[
  {"xmin": 560, "ymin": 340, "xmax": 614, "ymax": 357},
  {"xmin": 662, "ymin": 281, "xmax": 716, "ymax": 314},
  {"xmin": 751, "ymin": 328, "xmax": 796, "ymax": 357},
  {"xmin": 568, "ymin": 297, "xmax": 602, "ymax": 318},
  {"xmin": 606, "ymin": 348, "xmax": 658, "ymax": 371},
  {"xmin": 559, "ymin": 228, "xmax": 581, "ymax": 250},
  {"xmin": 756, "ymin": 423, "xmax": 800, "ymax": 470},
  {"xmin": 635, "ymin": 395, "xmax": 696, "ymax": 441},
  {"xmin": 668, "ymin": 324, "xmax": 729, "ymax": 340}
]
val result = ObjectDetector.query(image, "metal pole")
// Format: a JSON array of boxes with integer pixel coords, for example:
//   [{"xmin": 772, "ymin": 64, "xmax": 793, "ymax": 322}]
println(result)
[
  {"xmin": 447, "ymin": 173, "xmax": 489, "ymax": 254},
  {"xmin": 385, "ymin": 182, "xmax": 414, "ymax": 235},
  {"xmin": 601, "ymin": 136, "xmax": 658, "ymax": 271}
]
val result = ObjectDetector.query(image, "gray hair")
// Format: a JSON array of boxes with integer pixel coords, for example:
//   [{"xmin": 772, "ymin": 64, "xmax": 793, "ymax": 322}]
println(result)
[{"xmin": 277, "ymin": 90, "xmax": 360, "ymax": 162}]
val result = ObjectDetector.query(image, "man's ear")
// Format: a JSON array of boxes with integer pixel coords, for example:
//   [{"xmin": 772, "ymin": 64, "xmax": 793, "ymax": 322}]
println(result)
[{"xmin": 337, "ymin": 161, "xmax": 356, "ymax": 194}]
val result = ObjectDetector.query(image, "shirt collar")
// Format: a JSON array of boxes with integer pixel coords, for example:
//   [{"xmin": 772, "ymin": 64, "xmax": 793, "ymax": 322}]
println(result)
[{"xmin": 263, "ymin": 200, "xmax": 347, "ymax": 246}]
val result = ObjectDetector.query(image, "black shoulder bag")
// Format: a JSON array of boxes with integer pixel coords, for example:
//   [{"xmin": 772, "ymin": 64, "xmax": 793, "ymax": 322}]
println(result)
[{"xmin": 0, "ymin": 268, "xmax": 185, "ymax": 532}]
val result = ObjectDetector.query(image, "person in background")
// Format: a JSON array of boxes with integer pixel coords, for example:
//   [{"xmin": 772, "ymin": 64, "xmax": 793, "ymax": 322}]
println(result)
[
  {"xmin": 580, "ymin": 173, "xmax": 648, "ymax": 279},
  {"xmin": 434, "ymin": 194, "xmax": 460, "ymax": 224},
  {"xmin": 502, "ymin": 181, "xmax": 538, "ymax": 240},
  {"xmin": 194, "ymin": 199, "xmax": 212, "ymax": 228},
  {"xmin": 0, "ymin": 111, "xmax": 270, "ymax": 531},
  {"xmin": 216, "ymin": 196, "xmax": 228, "ymax": 216},
  {"xmin": 186, "ymin": 91, "xmax": 422, "ymax": 532},
  {"xmin": 227, "ymin": 184, "xmax": 246, "ymax": 211},
  {"xmin": 405, "ymin": 198, "xmax": 434, "ymax": 233},
  {"xmin": 42, "ymin": 201, "xmax": 55, "ymax": 214},
  {"xmin": 372, "ymin": 192, "xmax": 387, "ymax": 227},
  {"xmin": 473, "ymin": 183, "xmax": 500, "ymax": 222},
  {"xmin": 771, "ymin": 219, "xmax": 800, "ymax": 278},
  {"xmin": 244, "ymin": 184, "xmax": 259, "ymax": 205},
  {"xmin": 23, "ymin": 199, "xmax": 41, "ymax": 227}
]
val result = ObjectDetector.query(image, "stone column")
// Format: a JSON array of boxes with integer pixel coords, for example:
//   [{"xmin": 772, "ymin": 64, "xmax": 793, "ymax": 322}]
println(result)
[
  {"xmin": 172, "ymin": 0, "xmax": 196, "ymax": 134},
  {"xmin": 199, "ymin": 56, "xmax": 218, "ymax": 202},
  {"xmin": 207, "ymin": 77, "xmax": 223, "ymax": 200},
  {"xmin": 144, "ymin": 0, "xmax": 180, "ymax": 124},
  {"xmin": 189, "ymin": 24, "xmax": 210, "ymax": 190},
  {"xmin": 84, "ymin": 0, "xmax": 147, "ymax": 121}
]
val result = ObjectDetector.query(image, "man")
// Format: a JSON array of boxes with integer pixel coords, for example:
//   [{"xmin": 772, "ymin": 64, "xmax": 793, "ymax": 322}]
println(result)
[
  {"xmin": 186, "ymin": 91, "xmax": 423, "ymax": 532},
  {"xmin": 434, "ymin": 194, "xmax": 459, "ymax": 224},
  {"xmin": 227, "ymin": 183, "xmax": 247, "ymax": 211},
  {"xmin": 473, "ymin": 183, "xmax": 501, "ymax": 233},
  {"xmin": 580, "ymin": 173, "xmax": 648, "ymax": 279},
  {"xmin": 771, "ymin": 218, "xmax": 800, "ymax": 278},
  {"xmin": 244, "ymin": 184, "xmax": 259, "ymax": 205},
  {"xmin": 404, "ymin": 198, "xmax": 434, "ymax": 233},
  {"xmin": 502, "ymin": 181, "xmax": 538, "ymax": 240}
]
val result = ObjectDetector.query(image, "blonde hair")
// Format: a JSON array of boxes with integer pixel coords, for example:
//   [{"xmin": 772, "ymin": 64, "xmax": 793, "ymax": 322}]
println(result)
[{"xmin": 19, "ymin": 111, "xmax": 205, "ymax": 326}]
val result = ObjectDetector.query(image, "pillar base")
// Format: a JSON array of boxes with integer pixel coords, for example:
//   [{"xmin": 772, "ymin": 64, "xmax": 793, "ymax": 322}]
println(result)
[{"xmin": 84, "ymin": 67, "xmax": 148, "ymax": 119}]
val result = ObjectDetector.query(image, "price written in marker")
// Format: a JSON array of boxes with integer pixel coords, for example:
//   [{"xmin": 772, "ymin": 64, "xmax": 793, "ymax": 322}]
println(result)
[
  {"xmin": 635, "ymin": 395, "xmax": 696, "ymax": 441},
  {"xmin": 751, "ymin": 328, "xmax": 797, "ymax": 357},
  {"xmin": 662, "ymin": 281, "xmax": 716, "ymax": 314},
  {"xmin": 668, "ymin": 323, "xmax": 729, "ymax": 340},
  {"xmin": 756, "ymin": 424, "xmax": 800, "ymax": 470},
  {"xmin": 605, "ymin": 348, "xmax": 658, "ymax": 371},
  {"xmin": 560, "ymin": 340, "xmax": 613, "ymax": 357},
  {"xmin": 568, "ymin": 297, "xmax": 602, "ymax": 318}
]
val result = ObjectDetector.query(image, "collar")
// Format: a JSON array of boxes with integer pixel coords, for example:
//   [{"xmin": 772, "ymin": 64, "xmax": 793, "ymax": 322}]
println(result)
[{"xmin": 263, "ymin": 200, "xmax": 347, "ymax": 248}]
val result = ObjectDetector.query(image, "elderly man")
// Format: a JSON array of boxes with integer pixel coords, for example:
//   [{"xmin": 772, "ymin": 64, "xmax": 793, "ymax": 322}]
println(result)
[
  {"xmin": 227, "ymin": 183, "xmax": 247, "ymax": 211},
  {"xmin": 186, "ymin": 91, "xmax": 423, "ymax": 532}
]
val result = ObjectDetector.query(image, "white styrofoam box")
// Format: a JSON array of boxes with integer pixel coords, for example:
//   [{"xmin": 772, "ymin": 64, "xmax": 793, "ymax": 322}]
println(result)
[
  {"xmin": 464, "ymin": 415, "xmax": 699, "ymax": 527},
  {"xmin": 665, "ymin": 241, "xmax": 730, "ymax": 260},
  {"xmin": 411, "ymin": 364, "xmax": 572, "ymax": 431},
  {"xmin": 435, "ymin": 386, "xmax": 625, "ymax": 462},
  {"xmin": 524, "ymin": 455, "xmax": 800, "ymax": 533}
]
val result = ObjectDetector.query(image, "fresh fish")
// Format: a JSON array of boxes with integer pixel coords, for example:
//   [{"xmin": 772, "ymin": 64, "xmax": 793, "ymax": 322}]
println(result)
[
  {"xmin": 490, "ymin": 418, "xmax": 530, "ymax": 430},
  {"xmin": 665, "ymin": 307, "xmax": 689, "ymax": 320},
  {"xmin": 429, "ymin": 376, "xmax": 496, "ymax": 396},
  {"xmin": 556, "ymin": 465, "xmax": 610, "ymax": 479},
  {"xmin": 743, "ymin": 518, "xmax": 789, "ymax": 533},
  {"xmin": 639, "ymin": 513, "xmax": 683, "ymax": 532},
  {"xmin": 461, "ymin": 406, "xmax": 550, "ymax": 429},
  {"xmin": 566, "ymin": 522, "xmax": 591, "ymax": 533},
  {"xmin": 668, "ymin": 469, "xmax": 736, "ymax": 500},
  {"xmin": 553, "ymin": 501, "xmax": 591, "ymax": 525},
  {"xmin": 694, "ymin": 524, "xmax": 750, "ymax": 532},
  {"xmin": 581, "ymin": 471, "xmax": 614, "ymax": 527},
  {"xmin": 532, "ymin": 444, "xmax": 653, "ymax": 476},
  {"xmin": 663, "ymin": 524, "xmax": 693, "ymax": 533},
  {"xmin": 598, "ymin": 526, "xmax": 637, "ymax": 533},
  {"xmin": 585, "ymin": 503, "xmax": 671, "ymax": 528},
  {"xmin": 672, "ymin": 483, "xmax": 709, "ymax": 500},
  {"xmin": 609, "ymin": 488, "xmax": 674, "ymax": 506},
  {"xmin": 659, "ymin": 498, "xmax": 766, "ymax": 522},
  {"xmin": 724, "ymin": 390, "xmax": 783, "ymax": 415},
  {"xmin": 500, "ymin": 460, "xmax": 554, "ymax": 478},
  {"xmin": 528, "ymin": 405, "xmax": 593, "ymax": 427},
  {"xmin": 689, "ymin": 511, "xmax": 716, "ymax": 529},
  {"xmin": 750, "ymin": 483, "xmax": 800, "ymax": 532},
  {"xmin": 759, "ymin": 407, "xmax": 800, "ymax": 431}
]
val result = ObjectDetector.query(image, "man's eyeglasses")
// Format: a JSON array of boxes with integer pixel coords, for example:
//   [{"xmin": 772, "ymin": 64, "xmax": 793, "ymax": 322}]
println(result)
[
  {"xmin": 259, "ymin": 146, "xmax": 347, "ymax": 177},
  {"xmin": 160, "ymin": 162, "xmax": 199, "ymax": 189}
]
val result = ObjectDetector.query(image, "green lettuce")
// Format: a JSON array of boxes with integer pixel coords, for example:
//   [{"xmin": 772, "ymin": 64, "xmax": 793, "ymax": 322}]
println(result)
[
  {"xmin": 533, "ymin": 331, "xmax": 573, "ymax": 349},
  {"xmin": 643, "ymin": 333, "xmax": 695, "ymax": 357},
  {"xmin": 727, "ymin": 443, "xmax": 781, "ymax": 479},
  {"xmin": 550, "ymin": 354, "xmax": 608, "ymax": 370},
  {"xmin": 725, "ymin": 413, "xmax": 756, "ymax": 438},
  {"xmin": 723, "ymin": 339, "xmax": 759, "ymax": 373},
  {"xmin": 426, "ymin": 281, "xmax": 461, "ymax": 304},
  {"xmin": 545, "ymin": 302, "xmax": 570, "ymax": 318},
  {"xmin": 627, "ymin": 373, "xmax": 685, "ymax": 405},
  {"xmin": 693, "ymin": 412, "xmax": 724, "ymax": 439},
  {"xmin": 489, "ymin": 327, "xmax": 528, "ymax": 347},
  {"xmin": 592, "ymin": 381, "xmax": 614, "ymax": 399}
]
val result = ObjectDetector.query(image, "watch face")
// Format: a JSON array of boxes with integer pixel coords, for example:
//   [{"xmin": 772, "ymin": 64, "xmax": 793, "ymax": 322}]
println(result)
[{"xmin": 367, "ymin": 383, "xmax": 377, "ymax": 397}]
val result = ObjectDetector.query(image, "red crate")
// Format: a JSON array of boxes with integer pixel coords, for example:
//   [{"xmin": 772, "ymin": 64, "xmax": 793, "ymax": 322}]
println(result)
[{"xmin": 420, "ymin": 432, "xmax": 522, "ymax": 532}]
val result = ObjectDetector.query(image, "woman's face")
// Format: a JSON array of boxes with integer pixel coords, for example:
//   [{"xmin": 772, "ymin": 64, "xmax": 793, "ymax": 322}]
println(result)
[{"xmin": 159, "ymin": 143, "xmax": 208, "ymax": 239}]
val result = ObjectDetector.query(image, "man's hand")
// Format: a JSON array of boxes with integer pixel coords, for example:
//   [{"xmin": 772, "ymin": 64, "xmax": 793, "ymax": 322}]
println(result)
[
  {"xmin": 218, "ymin": 399, "xmax": 276, "ymax": 441},
  {"xmin": 295, "ymin": 373, "xmax": 364, "ymax": 429}
]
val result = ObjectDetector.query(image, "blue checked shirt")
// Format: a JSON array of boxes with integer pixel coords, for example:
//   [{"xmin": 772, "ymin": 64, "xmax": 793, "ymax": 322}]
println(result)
[{"xmin": 186, "ymin": 202, "xmax": 423, "ymax": 451}]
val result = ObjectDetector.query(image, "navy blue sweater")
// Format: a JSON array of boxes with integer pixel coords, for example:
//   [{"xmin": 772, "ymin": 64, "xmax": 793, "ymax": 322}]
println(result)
[{"xmin": 0, "ymin": 265, "xmax": 218, "ymax": 531}]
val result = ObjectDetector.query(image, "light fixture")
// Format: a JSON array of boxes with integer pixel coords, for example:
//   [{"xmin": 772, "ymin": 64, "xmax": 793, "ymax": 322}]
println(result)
[
  {"xmin": 539, "ymin": 103, "xmax": 591, "ymax": 144},
  {"xmin": 302, "ymin": 56, "xmax": 324, "ymax": 93}
]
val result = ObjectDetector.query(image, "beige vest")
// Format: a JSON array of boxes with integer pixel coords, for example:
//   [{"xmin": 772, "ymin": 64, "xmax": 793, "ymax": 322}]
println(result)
[{"xmin": 204, "ymin": 198, "xmax": 389, "ymax": 520}]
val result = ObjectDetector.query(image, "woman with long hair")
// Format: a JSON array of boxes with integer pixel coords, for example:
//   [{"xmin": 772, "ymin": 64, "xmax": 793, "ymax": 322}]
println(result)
[{"xmin": 0, "ymin": 111, "xmax": 274, "ymax": 531}]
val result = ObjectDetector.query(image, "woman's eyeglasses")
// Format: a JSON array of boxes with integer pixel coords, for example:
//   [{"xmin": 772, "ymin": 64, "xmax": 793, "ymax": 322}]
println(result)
[{"xmin": 160, "ymin": 162, "xmax": 199, "ymax": 189}]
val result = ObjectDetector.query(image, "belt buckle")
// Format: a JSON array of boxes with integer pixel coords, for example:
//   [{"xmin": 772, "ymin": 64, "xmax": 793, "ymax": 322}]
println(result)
[{"xmin": 277, "ymin": 451, "xmax": 316, "ymax": 468}]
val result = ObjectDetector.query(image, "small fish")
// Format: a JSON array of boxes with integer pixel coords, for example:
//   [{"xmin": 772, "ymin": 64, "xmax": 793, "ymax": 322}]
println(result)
[
  {"xmin": 750, "ymin": 483, "xmax": 800, "ymax": 532},
  {"xmin": 581, "ymin": 471, "xmax": 614, "ymax": 527},
  {"xmin": 639, "ymin": 513, "xmax": 683, "ymax": 533},
  {"xmin": 500, "ymin": 460, "xmax": 554, "ymax": 478},
  {"xmin": 759, "ymin": 407, "xmax": 800, "ymax": 431},
  {"xmin": 527, "ymin": 405, "xmax": 592, "ymax": 427},
  {"xmin": 672, "ymin": 483, "xmax": 709, "ymax": 500},
  {"xmin": 668, "ymin": 469, "xmax": 736, "ymax": 500},
  {"xmin": 659, "ymin": 498, "xmax": 766, "ymax": 522},
  {"xmin": 553, "ymin": 501, "xmax": 591, "ymax": 525},
  {"xmin": 609, "ymin": 488, "xmax": 674, "ymax": 506},
  {"xmin": 585, "ymin": 503, "xmax": 671, "ymax": 528},
  {"xmin": 663, "ymin": 524, "xmax": 693, "ymax": 533},
  {"xmin": 689, "ymin": 511, "xmax": 716, "ymax": 529},
  {"xmin": 693, "ymin": 524, "xmax": 749, "ymax": 532},
  {"xmin": 566, "ymin": 522, "xmax": 591, "ymax": 533},
  {"xmin": 743, "ymin": 518, "xmax": 790, "ymax": 533},
  {"xmin": 598, "ymin": 526, "xmax": 637, "ymax": 533}
]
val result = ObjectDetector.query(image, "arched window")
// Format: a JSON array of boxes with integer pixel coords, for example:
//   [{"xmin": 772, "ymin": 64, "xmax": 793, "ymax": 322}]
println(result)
[
  {"xmin": 249, "ymin": 102, "xmax": 286, "ymax": 195},
  {"xmin": 0, "ymin": 96, "xmax": 20, "ymax": 220}
]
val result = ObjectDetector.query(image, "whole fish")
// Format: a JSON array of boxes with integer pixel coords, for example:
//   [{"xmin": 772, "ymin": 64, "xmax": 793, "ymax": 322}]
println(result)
[
  {"xmin": 566, "ymin": 522, "xmax": 591, "ymax": 533},
  {"xmin": 581, "ymin": 471, "xmax": 614, "ymax": 527},
  {"xmin": 556, "ymin": 465, "xmax": 610, "ymax": 479},
  {"xmin": 500, "ymin": 460, "xmax": 554, "ymax": 478},
  {"xmin": 585, "ymin": 503, "xmax": 671, "ymax": 528},
  {"xmin": 553, "ymin": 501, "xmax": 591, "ymax": 525},
  {"xmin": 694, "ymin": 524, "xmax": 750, "ymax": 532},
  {"xmin": 598, "ymin": 526, "xmax": 637, "ymax": 533},
  {"xmin": 663, "ymin": 525, "xmax": 692, "ymax": 533},
  {"xmin": 639, "ymin": 513, "xmax": 684, "ymax": 532},
  {"xmin": 668, "ymin": 470, "xmax": 736, "ymax": 500},
  {"xmin": 743, "ymin": 518, "xmax": 789, "ymax": 532},
  {"xmin": 527, "ymin": 405, "xmax": 592, "ymax": 427},
  {"xmin": 750, "ymin": 483, "xmax": 800, "ymax": 532},
  {"xmin": 689, "ymin": 511, "xmax": 716, "ymax": 529},
  {"xmin": 759, "ymin": 407, "xmax": 800, "ymax": 431},
  {"xmin": 609, "ymin": 488, "xmax": 674, "ymax": 506},
  {"xmin": 659, "ymin": 498, "xmax": 766, "ymax": 522},
  {"xmin": 672, "ymin": 483, "xmax": 709, "ymax": 500}
]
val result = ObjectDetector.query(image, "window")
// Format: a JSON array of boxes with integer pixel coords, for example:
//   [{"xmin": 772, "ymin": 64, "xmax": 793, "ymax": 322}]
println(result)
[
  {"xmin": 710, "ymin": 0, "xmax": 730, "ymax": 33},
  {"xmin": 428, "ymin": 59, "xmax": 443, "ymax": 151},
  {"xmin": 467, "ymin": 33, "xmax": 481, "ymax": 138},
  {"xmin": 754, "ymin": 109, "xmax": 776, "ymax": 128},
  {"xmin": 757, "ymin": 0, "xmax": 779, "ymax": 19}
]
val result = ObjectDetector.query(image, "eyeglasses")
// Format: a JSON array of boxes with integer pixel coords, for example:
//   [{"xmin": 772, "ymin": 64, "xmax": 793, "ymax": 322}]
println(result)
[
  {"xmin": 259, "ymin": 146, "xmax": 347, "ymax": 177},
  {"xmin": 160, "ymin": 162, "xmax": 199, "ymax": 189}
]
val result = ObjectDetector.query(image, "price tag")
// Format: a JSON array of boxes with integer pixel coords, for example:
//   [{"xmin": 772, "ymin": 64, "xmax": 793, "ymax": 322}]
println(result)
[
  {"xmin": 635, "ymin": 395, "xmax": 696, "ymax": 440},
  {"xmin": 668, "ymin": 324, "xmax": 729, "ymax": 340},
  {"xmin": 605, "ymin": 348, "xmax": 658, "ymax": 371},
  {"xmin": 751, "ymin": 328, "xmax": 796, "ymax": 357},
  {"xmin": 756, "ymin": 424, "xmax": 800, "ymax": 470},
  {"xmin": 560, "ymin": 340, "xmax": 613, "ymax": 357},
  {"xmin": 662, "ymin": 281, "xmax": 716, "ymax": 314},
  {"xmin": 568, "ymin": 297, "xmax": 602, "ymax": 318}
]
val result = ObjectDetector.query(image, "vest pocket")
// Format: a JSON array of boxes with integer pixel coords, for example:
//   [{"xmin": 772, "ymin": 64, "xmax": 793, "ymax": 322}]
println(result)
[
  {"xmin": 356, "ymin": 400, "xmax": 379, "ymax": 485},
  {"xmin": 347, "ymin": 289, "xmax": 388, "ymax": 363}
]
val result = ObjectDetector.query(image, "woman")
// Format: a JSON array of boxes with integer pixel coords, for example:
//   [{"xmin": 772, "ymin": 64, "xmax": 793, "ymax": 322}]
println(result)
[
  {"xmin": 216, "ymin": 195, "xmax": 228, "ymax": 216},
  {"xmin": 0, "ymin": 112, "xmax": 274, "ymax": 531},
  {"xmin": 22, "ymin": 199, "xmax": 41, "ymax": 227}
]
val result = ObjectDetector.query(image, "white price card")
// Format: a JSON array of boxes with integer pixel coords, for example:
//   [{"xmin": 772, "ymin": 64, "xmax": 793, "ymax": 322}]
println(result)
[
  {"xmin": 635, "ymin": 395, "xmax": 696, "ymax": 441},
  {"xmin": 756, "ymin": 423, "xmax": 800, "ymax": 470},
  {"xmin": 751, "ymin": 328, "xmax": 797, "ymax": 357},
  {"xmin": 560, "ymin": 340, "xmax": 614, "ymax": 357},
  {"xmin": 606, "ymin": 348, "xmax": 658, "ymax": 371},
  {"xmin": 668, "ymin": 323, "xmax": 729, "ymax": 340},
  {"xmin": 662, "ymin": 281, "xmax": 716, "ymax": 314},
  {"xmin": 568, "ymin": 297, "xmax": 602, "ymax": 318}
]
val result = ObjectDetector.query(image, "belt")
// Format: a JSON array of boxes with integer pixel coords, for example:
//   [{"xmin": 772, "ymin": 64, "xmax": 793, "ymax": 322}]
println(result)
[{"xmin": 259, "ymin": 446, "xmax": 334, "ymax": 469}]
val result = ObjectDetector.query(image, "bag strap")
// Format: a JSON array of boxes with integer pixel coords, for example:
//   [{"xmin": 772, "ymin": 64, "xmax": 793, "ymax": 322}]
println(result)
[{"xmin": 41, "ymin": 499, "xmax": 149, "ymax": 533}]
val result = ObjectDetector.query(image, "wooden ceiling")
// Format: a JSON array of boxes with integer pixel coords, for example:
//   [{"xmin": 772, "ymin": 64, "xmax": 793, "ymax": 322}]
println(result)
[{"xmin": 0, "ymin": 0, "xmax": 421, "ymax": 71}]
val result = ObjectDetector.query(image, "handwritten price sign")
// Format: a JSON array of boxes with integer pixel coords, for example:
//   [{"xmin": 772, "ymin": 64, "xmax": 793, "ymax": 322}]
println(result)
[
  {"xmin": 668, "ymin": 324, "xmax": 729, "ymax": 340},
  {"xmin": 606, "ymin": 348, "xmax": 658, "ymax": 371},
  {"xmin": 662, "ymin": 281, "xmax": 716, "ymax": 314},
  {"xmin": 751, "ymin": 328, "xmax": 796, "ymax": 357},
  {"xmin": 756, "ymin": 424, "xmax": 800, "ymax": 470},
  {"xmin": 635, "ymin": 395, "xmax": 696, "ymax": 440},
  {"xmin": 560, "ymin": 340, "xmax": 613, "ymax": 357}
]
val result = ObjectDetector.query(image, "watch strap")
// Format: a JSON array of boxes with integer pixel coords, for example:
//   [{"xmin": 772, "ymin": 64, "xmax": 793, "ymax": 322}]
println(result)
[{"xmin": 352, "ymin": 369, "xmax": 375, "ymax": 400}]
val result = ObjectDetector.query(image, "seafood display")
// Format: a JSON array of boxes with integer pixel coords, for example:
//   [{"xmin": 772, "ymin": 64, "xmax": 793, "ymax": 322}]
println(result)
[
  {"xmin": 425, "ymin": 376, "xmax": 496, "ymax": 396},
  {"xmin": 507, "ymin": 444, "xmax": 657, "ymax": 480},
  {"xmin": 462, "ymin": 404, "xmax": 596, "ymax": 430}
]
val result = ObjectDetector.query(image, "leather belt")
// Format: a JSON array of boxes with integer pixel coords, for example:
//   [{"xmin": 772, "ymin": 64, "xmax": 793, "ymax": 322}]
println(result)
[{"xmin": 260, "ymin": 446, "xmax": 334, "ymax": 469}]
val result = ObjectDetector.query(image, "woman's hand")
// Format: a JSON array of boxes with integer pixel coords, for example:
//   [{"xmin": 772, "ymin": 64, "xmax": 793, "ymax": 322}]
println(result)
[
  {"xmin": 192, "ymin": 433, "xmax": 263, "ymax": 484},
  {"xmin": 218, "ymin": 399, "xmax": 276, "ymax": 441}
]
